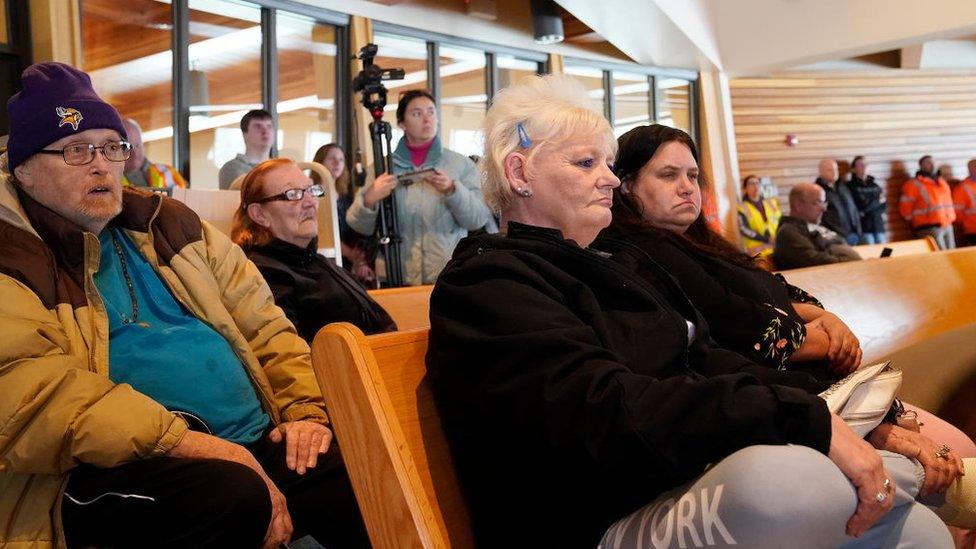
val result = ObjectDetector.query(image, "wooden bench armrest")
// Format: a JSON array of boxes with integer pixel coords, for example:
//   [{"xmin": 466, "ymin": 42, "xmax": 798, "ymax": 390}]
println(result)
[{"xmin": 311, "ymin": 323, "xmax": 444, "ymax": 548}]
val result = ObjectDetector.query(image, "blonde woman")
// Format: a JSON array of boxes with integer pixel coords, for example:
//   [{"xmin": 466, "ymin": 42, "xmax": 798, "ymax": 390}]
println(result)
[{"xmin": 426, "ymin": 74, "xmax": 955, "ymax": 548}]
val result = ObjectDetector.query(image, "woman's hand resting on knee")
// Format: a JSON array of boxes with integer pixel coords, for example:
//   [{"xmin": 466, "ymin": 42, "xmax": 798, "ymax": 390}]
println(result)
[
  {"xmin": 868, "ymin": 423, "xmax": 966, "ymax": 497},
  {"xmin": 828, "ymin": 414, "xmax": 895, "ymax": 537}
]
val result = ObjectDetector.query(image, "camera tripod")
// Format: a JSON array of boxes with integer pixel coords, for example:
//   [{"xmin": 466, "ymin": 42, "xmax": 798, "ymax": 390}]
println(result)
[{"xmin": 367, "ymin": 114, "xmax": 404, "ymax": 287}]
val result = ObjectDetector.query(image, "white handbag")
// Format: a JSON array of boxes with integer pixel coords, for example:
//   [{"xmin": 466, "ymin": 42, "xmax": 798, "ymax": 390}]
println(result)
[{"xmin": 819, "ymin": 361, "xmax": 903, "ymax": 437}]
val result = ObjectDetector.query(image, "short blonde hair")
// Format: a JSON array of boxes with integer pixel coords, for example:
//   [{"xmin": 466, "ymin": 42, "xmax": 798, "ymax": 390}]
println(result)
[{"xmin": 481, "ymin": 73, "xmax": 615, "ymax": 212}]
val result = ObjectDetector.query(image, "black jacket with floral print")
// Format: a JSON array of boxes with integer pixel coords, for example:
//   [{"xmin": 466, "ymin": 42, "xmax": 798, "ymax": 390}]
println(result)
[{"xmin": 602, "ymin": 226, "xmax": 831, "ymax": 378}]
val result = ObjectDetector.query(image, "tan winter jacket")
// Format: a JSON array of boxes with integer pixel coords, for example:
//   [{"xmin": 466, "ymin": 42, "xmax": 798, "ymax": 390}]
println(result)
[{"xmin": 0, "ymin": 177, "xmax": 327, "ymax": 548}]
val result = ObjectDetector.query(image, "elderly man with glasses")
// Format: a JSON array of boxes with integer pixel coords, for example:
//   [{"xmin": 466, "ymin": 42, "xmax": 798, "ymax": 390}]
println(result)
[
  {"xmin": 773, "ymin": 182, "xmax": 863, "ymax": 269},
  {"xmin": 0, "ymin": 63, "xmax": 367, "ymax": 549}
]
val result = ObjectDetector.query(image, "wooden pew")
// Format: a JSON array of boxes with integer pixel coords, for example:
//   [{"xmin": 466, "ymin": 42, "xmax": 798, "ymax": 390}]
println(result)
[
  {"xmin": 852, "ymin": 236, "xmax": 938, "ymax": 260},
  {"xmin": 311, "ymin": 323, "xmax": 473, "ymax": 549},
  {"xmin": 169, "ymin": 188, "xmax": 242, "ymax": 236},
  {"xmin": 314, "ymin": 251, "xmax": 976, "ymax": 546},
  {"xmin": 781, "ymin": 247, "xmax": 976, "ymax": 412},
  {"xmin": 368, "ymin": 285, "xmax": 434, "ymax": 331}
]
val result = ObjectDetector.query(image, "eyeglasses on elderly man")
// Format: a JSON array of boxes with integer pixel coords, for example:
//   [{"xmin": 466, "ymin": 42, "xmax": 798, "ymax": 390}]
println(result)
[{"xmin": 36, "ymin": 139, "xmax": 132, "ymax": 166}]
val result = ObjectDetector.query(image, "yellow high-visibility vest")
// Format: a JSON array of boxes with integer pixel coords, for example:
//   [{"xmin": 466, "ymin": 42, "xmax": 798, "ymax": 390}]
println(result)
[
  {"xmin": 737, "ymin": 198, "xmax": 782, "ymax": 257},
  {"xmin": 122, "ymin": 162, "xmax": 187, "ymax": 190}
]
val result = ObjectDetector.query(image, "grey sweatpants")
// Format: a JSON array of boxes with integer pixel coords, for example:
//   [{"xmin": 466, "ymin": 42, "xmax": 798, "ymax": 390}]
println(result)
[
  {"xmin": 915, "ymin": 225, "xmax": 956, "ymax": 250},
  {"xmin": 600, "ymin": 445, "xmax": 953, "ymax": 549}
]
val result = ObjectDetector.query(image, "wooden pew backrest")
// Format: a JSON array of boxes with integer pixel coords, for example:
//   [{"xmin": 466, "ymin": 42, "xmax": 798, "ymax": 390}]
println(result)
[
  {"xmin": 781, "ymin": 247, "xmax": 976, "ymax": 364},
  {"xmin": 170, "ymin": 188, "xmax": 241, "ymax": 236},
  {"xmin": 311, "ymin": 323, "xmax": 472, "ymax": 549},
  {"xmin": 368, "ymin": 285, "xmax": 433, "ymax": 331},
  {"xmin": 852, "ymin": 236, "xmax": 938, "ymax": 260}
]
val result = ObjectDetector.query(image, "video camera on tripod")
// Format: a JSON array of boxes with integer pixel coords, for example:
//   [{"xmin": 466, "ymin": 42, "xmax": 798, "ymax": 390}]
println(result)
[
  {"xmin": 352, "ymin": 43, "xmax": 406, "ymax": 287},
  {"xmin": 352, "ymin": 44, "xmax": 405, "ymax": 120}
]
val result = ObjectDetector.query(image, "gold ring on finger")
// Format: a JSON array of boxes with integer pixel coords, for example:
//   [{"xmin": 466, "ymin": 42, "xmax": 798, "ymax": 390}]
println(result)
[
  {"xmin": 875, "ymin": 491, "xmax": 887, "ymax": 504},
  {"xmin": 936, "ymin": 444, "xmax": 951, "ymax": 460}
]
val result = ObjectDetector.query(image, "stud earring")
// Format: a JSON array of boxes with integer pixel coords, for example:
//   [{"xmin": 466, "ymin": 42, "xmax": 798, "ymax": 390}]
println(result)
[{"xmin": 516, "ymin": 187, "xmax": 533, "ymax": 198}]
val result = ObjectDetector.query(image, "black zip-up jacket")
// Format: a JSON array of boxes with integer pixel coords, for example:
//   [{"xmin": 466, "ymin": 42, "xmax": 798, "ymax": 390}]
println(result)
[
  {"xmin": 848, "ymin": 174, "xmax": 888, "ymax": 234},
  {"xmin": 816, "ymin": 177, "xmax": 862, "ymax": 239},
  {"xmin": 426, "ymin": 222, "xmax": 831, "ymax": 548},
  {"xmin": 245, "ymin": 237, "xmax": 396, "ymax": 342}
]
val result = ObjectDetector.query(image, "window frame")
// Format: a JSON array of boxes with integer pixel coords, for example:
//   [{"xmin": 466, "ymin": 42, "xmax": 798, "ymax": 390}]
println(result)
[
  {"xmin": 171, "ymin": 0, "xmax": 350, "ymax": 179},
  {"xmin": 565, "ymin": 56, "xmax": 700, "ymax": 143},
  {"xmin": 373, "ymin": 22, "xmax": 547, "ymax": 139},
  {"xmin": 164, "ymin": 1, "xmax": 698, "ymax": 180}
]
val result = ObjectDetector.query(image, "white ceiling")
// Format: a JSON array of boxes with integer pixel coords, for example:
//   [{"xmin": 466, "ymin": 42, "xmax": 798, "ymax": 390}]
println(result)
[{"xmin": 557, "ymin": 0, "xmax": 976, "ymax": 75}]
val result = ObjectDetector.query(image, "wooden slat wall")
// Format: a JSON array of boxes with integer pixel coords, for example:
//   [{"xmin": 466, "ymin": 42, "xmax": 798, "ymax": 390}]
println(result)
[{"xmin": 730, "ymin": 70, "xmax": 976, "ymax": 241}]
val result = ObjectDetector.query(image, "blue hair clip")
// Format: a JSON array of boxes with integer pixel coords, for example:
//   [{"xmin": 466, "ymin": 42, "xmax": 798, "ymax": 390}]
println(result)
[{"xmin": 516, "ymin": 122, "xmax": 532, "ymax": 149}]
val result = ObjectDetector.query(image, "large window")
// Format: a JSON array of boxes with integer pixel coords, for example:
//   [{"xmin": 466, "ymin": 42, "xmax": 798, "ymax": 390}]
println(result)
[
  {"xmin": 563, "ymin": 60, "xmax": 698, "ymax": 141},
  {"xmin": 496, "ymin": 54, "xmax": 541, "ymax": 92},
  {"xmin": 186, "ymin": 0, "xmax": 263, "ymax": 188},
  {"xmin": 75, "ymin": 4, "xmax": 691, "ymax": 183},
  {"xmin": 564, "ymin": 64, "xmax": 606, "ymax": 114},
  {"xmin": 658, "ymin": 77, "xmax": 693, "ymax": 135},
  {"xmin": 81, "ymin": 0, "xmax": 175, "ymax": 167},
  {"xmin": 368, "ymin": 30, "xmax": 545, "ymax": 161},
  {"xmin": 276, "ymin": 12, "xmax": 338, "ymax": 163},
  {"xmin": 78, "ymin": 0, "xmax": 347, "ymax": 186},
  {"xmin": 613, "ymin": 71, "xmax": 653, "ymax": 137},
  {"xmin": 372, "ymin": 33, "xmax": 431, "ymax": 148},
  {"xmin": 439, "ymin": 44, "xmax": 486, "ymax": 158}
]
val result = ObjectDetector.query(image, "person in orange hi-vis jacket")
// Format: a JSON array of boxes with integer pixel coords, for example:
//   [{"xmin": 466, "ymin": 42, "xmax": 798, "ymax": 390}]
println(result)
[
  {"xmin": 899, "ymin": 155, "xmax": 956, "ymax": 249},
  {"xmin": 952, "ymin": 159, "xmax": 976, "ymax": 248}
]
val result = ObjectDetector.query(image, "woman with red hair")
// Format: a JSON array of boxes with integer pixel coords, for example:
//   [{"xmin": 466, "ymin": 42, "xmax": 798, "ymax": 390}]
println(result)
[{"xmin": 232, "ymin": 159, "xmax": 396, "ymax": 342}]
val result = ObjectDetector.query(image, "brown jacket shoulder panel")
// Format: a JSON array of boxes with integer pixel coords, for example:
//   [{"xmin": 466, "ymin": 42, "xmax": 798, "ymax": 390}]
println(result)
[
  {"xmin": 0, "ymin": 218, "xmax": 86, "ymax": 310},
  {"xmin": 115, "ymin": 189, "xmax": 204, "ymax": 265}
]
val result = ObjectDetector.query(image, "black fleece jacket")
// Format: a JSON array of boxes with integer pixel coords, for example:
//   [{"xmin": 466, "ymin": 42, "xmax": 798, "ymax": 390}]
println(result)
[
  {"xmin": 245, "ymin": 237, "xmax": 396, "ymax": 342},
  {"xmin": 426, "ymin": 222, "xmax": 832, "ymax": 548}
]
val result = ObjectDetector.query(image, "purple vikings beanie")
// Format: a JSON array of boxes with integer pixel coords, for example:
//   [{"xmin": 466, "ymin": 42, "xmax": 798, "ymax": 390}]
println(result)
[{"xmin": 6, "ymin": 62, "xmax": 127, "ymax": 172}]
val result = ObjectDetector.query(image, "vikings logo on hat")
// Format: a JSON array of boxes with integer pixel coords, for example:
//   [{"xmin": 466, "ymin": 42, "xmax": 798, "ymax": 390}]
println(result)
[{"xmin": 56, "ymin": 106, "xmax": 83, "ymax": 131}]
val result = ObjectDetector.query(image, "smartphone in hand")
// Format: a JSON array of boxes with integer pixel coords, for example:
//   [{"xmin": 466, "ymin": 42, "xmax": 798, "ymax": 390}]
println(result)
[{"xmin": 397, "ymin": 168, "xmax": 436, "ymax": 186}]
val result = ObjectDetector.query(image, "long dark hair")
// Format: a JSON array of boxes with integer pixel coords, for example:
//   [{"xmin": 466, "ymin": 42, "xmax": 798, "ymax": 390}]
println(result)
[
  {"xmin": 396, "ymin": 89, "xmax": 437, "ymax": 123},
  {"xmin": 611, "ymin": 124, "xmax": 757, "ymax": 269}
]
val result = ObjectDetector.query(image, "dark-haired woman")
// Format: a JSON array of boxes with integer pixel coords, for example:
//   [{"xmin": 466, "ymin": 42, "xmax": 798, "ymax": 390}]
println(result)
[
  {"xmin": 345, "ymin": 89, "xmax": 493, "ymax": 285},
  {"xmin": 606, "ymin": 126, "xmax": 842, "ymax": 376},
  {"xmin": 603, "ymin": 123, "xmax": 976, "ymax": 495}
]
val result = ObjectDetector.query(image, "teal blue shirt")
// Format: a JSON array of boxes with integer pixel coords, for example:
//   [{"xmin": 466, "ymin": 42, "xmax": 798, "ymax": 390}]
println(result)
[{"xmin": 94, "ymin": 226, "xmax": 269, "ymax": 444}]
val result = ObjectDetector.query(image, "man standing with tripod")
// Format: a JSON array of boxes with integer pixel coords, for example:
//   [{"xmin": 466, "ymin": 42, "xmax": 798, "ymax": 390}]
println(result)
[{"xmin": 346, "ymin": 89, "xmax": 492, "ymax": 285}]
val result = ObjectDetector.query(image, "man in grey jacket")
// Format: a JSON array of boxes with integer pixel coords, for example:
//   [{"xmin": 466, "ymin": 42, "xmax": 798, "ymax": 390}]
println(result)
[
  {"xmin": 218, "ymin": 109, "xmax": 274, "ymax": 189},
  {"xmin": 346, "ymin": 90, "xmax": 492, "ymax": 285},
  {"xmin": 774, "ymin": 182, "xmax": 862, "ymax": 269}
]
